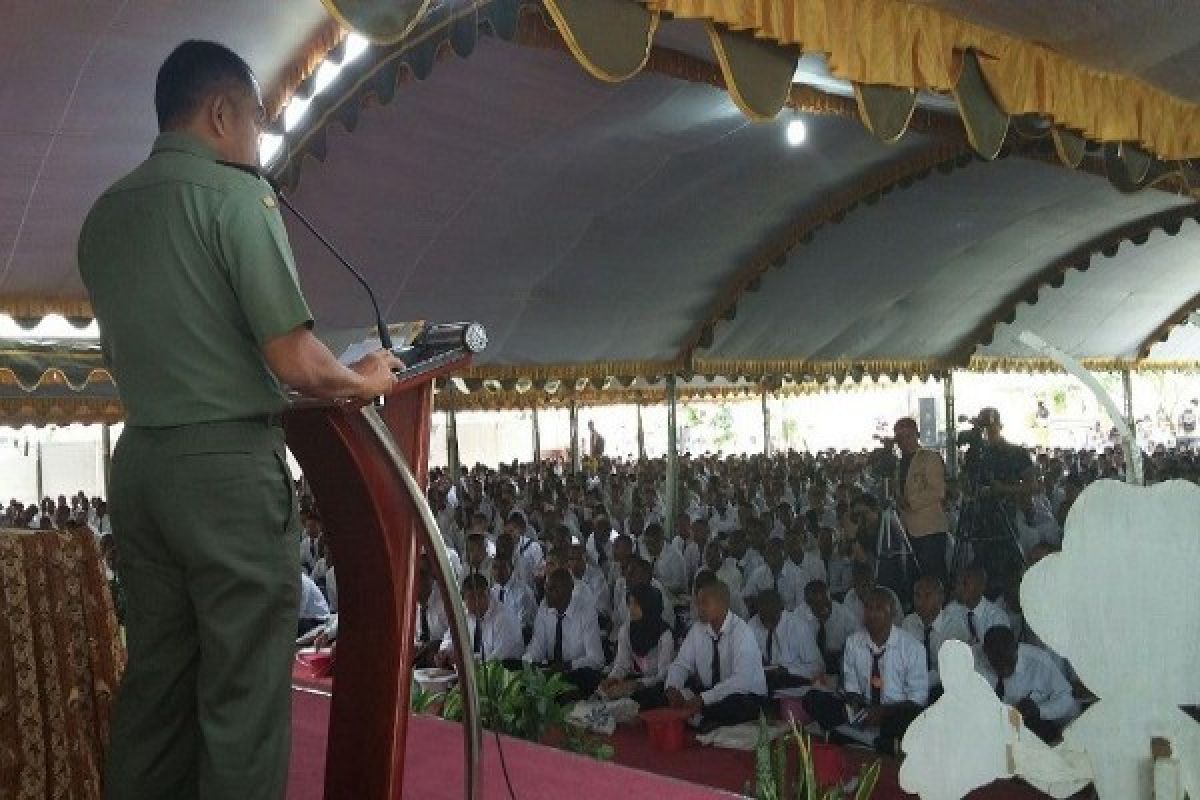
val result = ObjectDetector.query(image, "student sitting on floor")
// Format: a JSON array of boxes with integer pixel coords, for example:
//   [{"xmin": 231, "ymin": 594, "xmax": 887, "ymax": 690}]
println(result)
[
  {"xmin": 900, "ymin": 575, "xmax": 966, "ymax": 695},
  {"xmin": 414, "ymin": 558, "xmax": 451, "ymax": 668},
  {"xmin": 437, "ymin": 573, "xmax": 524, "ymax": 668},
  {"xmin": 800, "ymin": 579, "xmax": 860, "ymax": 676},
  {"xmin": 749, "ymin": 589, "xmax": 824, "ymax": 692},
  {"xmin": 599, "ymin": 584, "xmax": 675, "ymax": 708},
  {"xmin": 491, "ymin": 555, "xmax": 537, "ymax": 642},
  {"xmin": 943, "ymin": 564, "xmax": 1008, "ymax": 648},
  {"xmin": 842, "ymin": 563, "xmax": 904, "ymax": 627},
  {"xmin": 298, "ymin": 571, "xmax": 330, "ymax": 638},
  {"xmin": 525, "ymin": 568, "xmax": 606, "ymax": 702},
  {"xmin": 802, "ymin": 588, "xmax": 928, "ymax": 756},
  {"xmin": 979, "ymin": 625, "xmax": 1079, "ymax": 743},
  {"xmin": 664, "ymin": 579, "xmax": 767, "ymax": 733}
]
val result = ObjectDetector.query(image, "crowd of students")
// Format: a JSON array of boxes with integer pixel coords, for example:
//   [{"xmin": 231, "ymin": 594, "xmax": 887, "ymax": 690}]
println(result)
[
  {"xmin": 292, "ymin": 410, "xmax": 1187, "ymax": 755},
  {"xmin": 14, "ymin": 411, "xmax": 1193, "ymax": 756}
]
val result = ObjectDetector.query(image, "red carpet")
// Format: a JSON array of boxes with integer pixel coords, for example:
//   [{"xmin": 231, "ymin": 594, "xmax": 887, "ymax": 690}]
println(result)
[{"xmin": 288, "ymin": 685, "xmax": 1050, "ymax": 800}]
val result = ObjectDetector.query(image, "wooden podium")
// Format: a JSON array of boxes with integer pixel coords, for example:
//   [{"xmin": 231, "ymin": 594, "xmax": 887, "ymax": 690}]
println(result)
[{"xmin": 284, "ymin": 354, "xmax": 481, "ymax": 800}]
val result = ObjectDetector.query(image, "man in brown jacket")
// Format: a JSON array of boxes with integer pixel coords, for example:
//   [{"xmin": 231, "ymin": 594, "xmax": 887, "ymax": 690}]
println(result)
[{"xmin": 893, "ymin": 418, "xmax": 949, "ymax": 589}]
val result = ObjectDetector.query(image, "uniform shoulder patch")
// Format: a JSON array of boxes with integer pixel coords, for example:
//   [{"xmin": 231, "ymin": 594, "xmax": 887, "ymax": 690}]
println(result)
[{"xmin": 261, "ymin": 195, "xmax": 277, "ymax": 209}]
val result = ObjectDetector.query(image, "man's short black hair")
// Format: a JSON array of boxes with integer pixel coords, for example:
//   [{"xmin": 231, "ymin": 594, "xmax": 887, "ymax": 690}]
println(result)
[{"xmin": 155, "ymin": 40, "xmax": 256, "ymax": 131}]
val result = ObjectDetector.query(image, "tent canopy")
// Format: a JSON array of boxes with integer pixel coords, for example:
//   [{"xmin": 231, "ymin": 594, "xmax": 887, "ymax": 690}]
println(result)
[{"xmin": 2, "ymin": 0, "xmax": 1200, "ymax": 416}]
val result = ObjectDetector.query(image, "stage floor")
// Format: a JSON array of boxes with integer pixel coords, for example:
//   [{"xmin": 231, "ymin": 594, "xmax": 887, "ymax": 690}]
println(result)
[{"xmin": 286, "ymin": 686, "xmax": 1052, "ymax": 800}]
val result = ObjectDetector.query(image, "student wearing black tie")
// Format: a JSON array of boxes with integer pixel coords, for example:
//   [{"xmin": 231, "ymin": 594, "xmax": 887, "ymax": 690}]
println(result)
[
  {"xmin": 664, "ymin": 577, "xmax": 767, "ymax": 733},
  {"xmin": 749, "ymin": 589, "xmax": 824, "ymax": 692},
  {"xmin": 900, "ymin": 575, "xmax": 967, "ymax": 697},
  {"xmin": 801, "ymin": 579, "xmax": 859, "ymax": 677},
  {"xmin": 413, "ymin": 558, "xmax": 450, "ymax": 668},
  {"xmin": 524, "ymin": 569, "xmax": 606, "ymax": 702},
  {"xmin": 802, "ymin": 588, "xmax": 927, "ymax": 755},
  {"xmin": 437, "ymin": 574, "xmax": 524, "ymax": 669}
]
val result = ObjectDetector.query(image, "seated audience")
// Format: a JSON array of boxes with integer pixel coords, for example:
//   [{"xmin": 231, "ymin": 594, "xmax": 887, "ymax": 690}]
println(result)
[
  {"xmin": 665, "ymin": 579, "xmax": 767, "ymax": 732},
  {"xmin": 490, "ymin": 556, "xmax": 537, "ymax": 638},
  {"xmin": 437, "ymin": 574, "xmax": 523, "ymax": 666},
  {"xmin": 980, "ymin": 626, "xmax": 1079, "ymax": 742},
  {"xmin": 525, "ymin": 569, "xmax": 606, "ymax": 701},
  {"xmin": 640, "ymin": 523, "xmax": 688, "ymax": 597},
  {"xmin": 414, "ymin": 559, "xmax": 451, "ymax": 668},
  {"xmin": 298, "ymin": 572, "xmax": 331, "ymax": 637},
  {"xmin": 943, "ymin": 565, "xmax": 1008, "ymax": 648},
  {"xmin": 843, "ymin": 563, "xmax": 904, "ymax": 626},
  {"xmin": 800, "ymin": 579, "xmax": 860, "ymax": 675},
  {"xmin": 600, "ymin": 585, "xmax": 675, "ymax": 708},
  {"xmin": 900, "ymin": 575, "xmax": 965, "ymax": 693},
  {"xmin": 802, "ymin": 588, "xmax": 928, "ymax": 755},
  {"xmin": 749, "ymin": 589, "xmax": 823, "ymax": 692}
]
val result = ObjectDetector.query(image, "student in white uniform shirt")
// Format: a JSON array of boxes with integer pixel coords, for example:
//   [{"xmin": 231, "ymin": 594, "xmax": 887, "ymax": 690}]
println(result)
[
  {"xmin": 842, "ymin": 563, "xmax": 904, "ymax": 627},
  {"xmin": 461, "ymin": 533, "xmax": 490, "ymax": 582},
  {"xmin": 490, "ymin": 556, "xmax": 537, "ymax": 639},
  {"xmin": 525, "ymin": 569, "xmax": 606, "ymax": 701},
  {"xmin": 599, "ymin": 585, "xmax": 676, "ymax": 708},
  {"xmin": 640, "ymin": 523, "xmax": 689, "ymax": 596},
  {"xmin": 727, "ymin": 530, "xmax": 765, "ymax": 580},
  {"xmin": 299, "ymin": 514, "xmax": 323, "ymax": 574},
  {"xmin": 612, "ymin": 558, "xmax": 675, "ymax": 636},
  {"xmin": 670, "ymin": 511, "xmax": 702, "ymax": 586},
  {"xmin": 297, "ymin": 572, "xmax": 330, "ymax": 637},
  {"xmin": 784, "ymin": 529, "xmax": 828, "ymax": 590},
  {"xmin": 504, "ymin": 512, "xmax": 544, "ymax": 586},
  {"xmin": 900, "ymin": 575, "xmax": 967, "ymax": 694},
  {"xmin": 800, "ymin": 580, "xmax": 861, "ymax": 676},
  {"xmin": 567, "ymin": 543, "xmax": 611, "ymax": 620},
  {"xmin": 437, "ymin": 574, "xmax": 524, "ymax": 667},
  {"xmin": 980, "ymin": 626, "xmax": 1079, "ymax": 742},
  {"xmin": 707, "ymin": 495, "xmax": 740, "ymax": 536},
  {"xmin": 749, "ymin": 589, "xmax": 824, "ymax": 692},
  {"xmin": 697, "ymin": 541, "xmax": 748, "ymax": 618},
  {"xmin": 802, "ymin": 588, "xmax": 928, "ymax": 755},
  {"xmin": 665, "ymin": 578, "xmax": 767, "ymax": 732},
  {"xmin": 1014, "ymin": 492, "xmax": 1062, "ymax": 558},
  {"xmin": 414, "ymin": 560, "xmax": 451, "ymax": 668},
  {"xmin": 943, "ymin": 565, "xmax": 1008, "ymax": 648},
  {"xmin": 743, "ymin": 538, "xmax": 807, "ymax": 613}
]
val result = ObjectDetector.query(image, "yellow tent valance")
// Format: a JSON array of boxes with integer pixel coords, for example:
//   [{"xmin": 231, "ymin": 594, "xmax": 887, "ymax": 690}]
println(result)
[{"xmin": 639, "ymin": 0, "xmax": 1200, "ymax": 162}]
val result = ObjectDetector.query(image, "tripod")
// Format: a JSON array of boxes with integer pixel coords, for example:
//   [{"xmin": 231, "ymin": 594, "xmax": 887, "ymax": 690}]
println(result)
[
  {"xmin": 949, "ymin": 485, "xmax": 1026, "ymax": 592},
  {"xmin": 875, "ymin": 479, "xmax": 921, "ymax": 607}
]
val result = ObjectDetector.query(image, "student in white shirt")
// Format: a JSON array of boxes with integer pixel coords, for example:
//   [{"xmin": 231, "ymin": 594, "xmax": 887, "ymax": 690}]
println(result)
[
  {"xmin": 525, "ymin": 569, "xmax": 606, "ymax": 701},
  {"xmin": 707, "ymin": 496, "xmax": 740, "ymax": 536},
  {"xmin": 944, "ymin": 565, "xmax": 1008, "ymax": 648},
  {"xmin": 980, "ymin": 626, "xmax": 1079, "ymax": 742},
  {"xmin": 814, "ymin": 527, "xmax": 855, "ymax": 598},
  {"xmin": 461, "ymin": 533, "xmax": 492, "ymax": 583},
  {"xmin": 437, "ymin": 574, "xmax": 524, "ymax": 667},
  {"xmin": 567, "ymin": 543, "xmax": 611, "ymax": 620},
  {"xmin": 641, "ymin": 523, "xmax": 689, "ymax": 597},
  {"xmin": 900, "ymin": 575, "xmax": 967, "ymax": 694},
  {"xmin": 297, "ymin": 572, "xmax": 330, "ymax": 637},
  {"xmin": 800, "ymin": 580, "xmax": 861, "ymax": 676},
  {"xmin": 783, "ymin": 529, "xmax": 828, "ymax": 592},
  {"xmin": 490, "ymin": 556, "xmax": 536, "ymax": 638},
  {"xmin": 504, "ymin": 512, "xmax": 544, "ymax": 587},
  {"xmin": 727, "ymin": 529, "xmax": 765, "ymax": 580},
  {"xmin": 600, "ymin": 585, "xmax": 675, "ymax": 708},
  {"xmin": 671, "ymin": 511, "xmax": 702, "ymax": 586},
  {"xmin": 414, "ymin": 560, "xmax": 451, "ymax": 668},
  {"xmin": 665, "ymin": 577, "xmax": 767, "ymax": 732},
  {"xmin": 802, "ymin": 588, "xmax": 928, "ymax": 755},
  {"xmin": 743, "ymin": 538, "xmax": 806, "ymax": 614},
  {"xmin": 1014, "ymin": 493, "xmax": 1062, "ymax": 559},
  {"xmin": 843, "ymin": 563, "xmax": 904, "ymax": 627},
  {"xmin": 749, "ymin": 589, "xmax": 823, "ymax": 692},
  {"xmin": 612, "ymin": 558, "xmax": 675, "ymax": 635}
]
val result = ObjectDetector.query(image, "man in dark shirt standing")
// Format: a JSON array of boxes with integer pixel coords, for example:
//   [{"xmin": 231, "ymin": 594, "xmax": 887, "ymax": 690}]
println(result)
[{"xmin": 79, "ymin": 41, "xmax": 400, "ymax": 800}]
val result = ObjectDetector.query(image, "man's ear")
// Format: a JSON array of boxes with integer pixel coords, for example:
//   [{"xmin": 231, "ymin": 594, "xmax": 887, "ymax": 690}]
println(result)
[{"xmin": 208, "ymin": 92, "xmax": 232, "ymax": 138}]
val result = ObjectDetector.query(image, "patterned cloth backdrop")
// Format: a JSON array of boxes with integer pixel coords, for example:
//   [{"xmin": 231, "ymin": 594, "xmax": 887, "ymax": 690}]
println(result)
[{"xmin": 0, "ymin": 529, "xmax": 125, "ymax": 800}]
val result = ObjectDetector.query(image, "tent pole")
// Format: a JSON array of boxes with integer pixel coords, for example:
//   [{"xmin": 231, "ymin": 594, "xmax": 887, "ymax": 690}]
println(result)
[
  {"xmin": 1121, "ymin": 368, "xmax": 1136, "ymax": 444},
  {"xmin": 665, "ymin": 376, "xmax": 679, "ymax": 541},
  {"xmin": 568, "ymin": 401, "xmax": 579, "ymax": 474},
  {"xmin": 635, "ymin": 402, "xmax": 646, "ymax": 461},
  {"xmin": 100, "ymin": 424, "xmax": 112, "ymax": 498},
  {"xmin": 531, "ymin": 406, "xmax": 541, "ymax": 465},
  {"xmin": 446, "ymin": 405, "xmax": 460, "ymax": 481},
  {"xmin": 761, "ymin": 387, "xmax": 772, "ymax": 457},
  {"xmin": 944, "ymin": 371, "xmax": 958, "ymax": 480},
  {"xmin": 35, "ymin": 440, "xmax": 44, "ymax": 505}
]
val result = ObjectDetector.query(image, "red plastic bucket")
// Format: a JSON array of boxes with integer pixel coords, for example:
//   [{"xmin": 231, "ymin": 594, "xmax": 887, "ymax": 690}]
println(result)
[{"xmin": 639, "ymin": 708, "xmax": 691, "ymax": 752}]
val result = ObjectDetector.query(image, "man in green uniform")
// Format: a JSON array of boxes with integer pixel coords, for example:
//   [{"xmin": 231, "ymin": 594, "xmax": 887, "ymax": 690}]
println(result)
[{"xmin": 77, "ymin": 41, "xmax": 401, "ymax": 800}]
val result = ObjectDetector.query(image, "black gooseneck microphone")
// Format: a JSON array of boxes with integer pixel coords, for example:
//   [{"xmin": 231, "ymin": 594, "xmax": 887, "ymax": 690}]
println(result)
[{"xmin": 217, "ymin": 159, "xmax": 393, "ymax": 351}]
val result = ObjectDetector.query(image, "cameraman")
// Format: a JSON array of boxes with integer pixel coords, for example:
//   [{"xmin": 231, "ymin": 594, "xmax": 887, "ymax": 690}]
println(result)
[
  {"xmin": 967, "ymin": 408, "xmax": 1037, "ymax": 504},
  {"xmin": 893, "ymin": 417, "xmax": 949, "ymax": 590}
]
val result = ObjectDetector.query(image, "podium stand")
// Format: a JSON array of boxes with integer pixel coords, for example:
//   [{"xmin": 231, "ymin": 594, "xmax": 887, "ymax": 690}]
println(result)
[{"xmin": 284, "ymin": 355, "xmax": 481, "ymax": 800}]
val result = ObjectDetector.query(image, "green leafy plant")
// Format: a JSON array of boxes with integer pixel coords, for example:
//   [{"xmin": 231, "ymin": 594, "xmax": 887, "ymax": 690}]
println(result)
[
  {"xmin": 417, "ymin": 661, "xmax": 613, "ymax": 761},
  {"xmin": 749, "ymin": 716, "xmax": 880, "ymax": 800}
]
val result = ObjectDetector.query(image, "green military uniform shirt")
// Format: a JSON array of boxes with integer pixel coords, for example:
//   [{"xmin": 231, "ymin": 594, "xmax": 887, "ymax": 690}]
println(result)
[{"xmin": 78, "ymin": 132, "xmax": 312, "ymax": 427}]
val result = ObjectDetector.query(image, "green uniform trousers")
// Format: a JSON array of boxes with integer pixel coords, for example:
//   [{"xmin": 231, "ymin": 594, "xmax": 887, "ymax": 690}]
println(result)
[{"xmin": 104, "ymin": 419, "xmax": 300, "ymax": 800}]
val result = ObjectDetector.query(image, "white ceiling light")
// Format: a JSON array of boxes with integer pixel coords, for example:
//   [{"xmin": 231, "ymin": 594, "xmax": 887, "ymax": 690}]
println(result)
[
  {"xmin": 284, "ymin": 95, "xmax": 312, "ymax": 132},
  {"xmin": 343, "ymin": 32, "xmax": 370, "ymax": 64},
  {"xmin": 314, "ymin": 60, "xmax": 343, "ymax": 94},
  {"xmin": 786, "ymin": 118, "xmax": 808, "ymax": 146},
  {"xmin": 258, "ymin": 133, "xmax": 284, "ymax": 167}
]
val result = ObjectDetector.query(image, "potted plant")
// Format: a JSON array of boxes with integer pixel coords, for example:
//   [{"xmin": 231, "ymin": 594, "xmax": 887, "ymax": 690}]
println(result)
[{"xmin": 750, "ymin": 716, "xmax": 879, "ymax": 800}]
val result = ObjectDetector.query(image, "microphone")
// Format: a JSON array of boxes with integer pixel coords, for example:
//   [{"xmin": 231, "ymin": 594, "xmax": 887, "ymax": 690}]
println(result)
[{"xmin": 216, "ymin": 159, "xmax": 393, "ymax": 351}]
